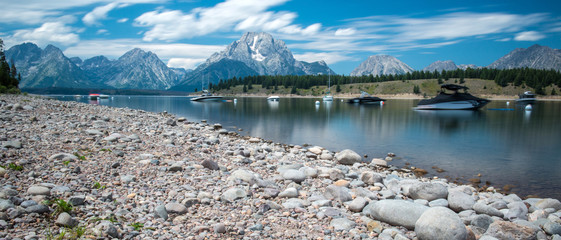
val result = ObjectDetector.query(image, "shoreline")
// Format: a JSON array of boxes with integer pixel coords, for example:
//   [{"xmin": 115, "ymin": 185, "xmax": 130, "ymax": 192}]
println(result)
[
  {"xmin": 197, "ymin": 92, "xmax": 561, "ymax": 101},
  {"xmin": 1, "ymin": 94, "xmax": 560, "ymax": 239}
]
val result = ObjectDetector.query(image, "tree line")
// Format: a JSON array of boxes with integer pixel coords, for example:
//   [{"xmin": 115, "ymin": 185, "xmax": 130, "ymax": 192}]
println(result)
[
  {"xmin": 0, "ymin": 38, "xmax": 20, "ymax": 93},
  {"xmin": 210, "ymin": 67, "xmax": 561, "ymax": 95}
]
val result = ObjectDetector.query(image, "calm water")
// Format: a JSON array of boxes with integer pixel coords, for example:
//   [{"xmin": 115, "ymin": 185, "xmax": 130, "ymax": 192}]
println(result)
[{"xmin": 56, "ymin": 95, "xmax": 561, "ymax": 199}]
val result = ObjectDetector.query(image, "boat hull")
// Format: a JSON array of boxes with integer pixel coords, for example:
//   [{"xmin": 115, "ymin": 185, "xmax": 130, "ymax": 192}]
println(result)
[
  {"xmin": 415, "ymin": 100, "xmax": 489, "ymax": 110},
  {"xmin": 515, "ymin": 98, "xmax": 536, "ymax": 104},
  {"xmin": 191, "ymin": 96, "xmax": 223, "ymax": 102},
  {"xmin": 322, "ymin": 96, "xmax": 333, "ymax": 101}
]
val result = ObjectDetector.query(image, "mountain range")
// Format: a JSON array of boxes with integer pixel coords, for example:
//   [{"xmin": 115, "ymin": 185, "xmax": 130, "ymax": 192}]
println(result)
[
  {"xmin": 170, "ymin": 32, "xmax": 334, "ymax": 91},
  {"xmin": 5, "ymin": 33, "xmax": 561, "ymax": 91}
]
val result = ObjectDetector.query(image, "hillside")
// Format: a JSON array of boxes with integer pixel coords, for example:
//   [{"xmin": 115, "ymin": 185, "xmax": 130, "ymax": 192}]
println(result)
[{"xmin": 212, "ymin": 78, "xmax": 561, "ymax": 99}]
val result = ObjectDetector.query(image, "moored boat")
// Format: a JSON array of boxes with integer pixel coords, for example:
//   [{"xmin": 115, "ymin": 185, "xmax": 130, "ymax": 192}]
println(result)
[
  {"xmin": 516, "ymin": 91, "xmax": 537, "ymax": 104},
  {"xmin": 191, "ymin": 90, "xmax": 223, "ymax": 102},
  {"xmin": 347, "ymin": 91, "xmax": 385, "ymax": 104},
  {"xmin": 415, "ymin": 84, "xmax": 489, "ymax": 110},
  {"xmin": 267, "ymin": 96, "xmax": 280, "ymax": 101}
]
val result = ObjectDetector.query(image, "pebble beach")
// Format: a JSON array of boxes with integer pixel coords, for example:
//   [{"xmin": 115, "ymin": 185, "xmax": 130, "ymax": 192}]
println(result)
[{"xmin": 1, "ymin": 94, "xmax": 561, "ymax": 240}]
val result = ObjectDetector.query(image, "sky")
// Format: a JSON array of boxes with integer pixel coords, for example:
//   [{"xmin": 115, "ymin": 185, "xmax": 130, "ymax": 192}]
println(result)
[{"xmin": 0, "ymin": 0, "xmax": 560, "ymax": 75}]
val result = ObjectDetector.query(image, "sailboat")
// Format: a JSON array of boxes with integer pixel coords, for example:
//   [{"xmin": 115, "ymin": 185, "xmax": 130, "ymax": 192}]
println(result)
[
  {"xmin": 322, "ymin": 74, "xmax": 334, "ymax": 101},
  {"xmin": 191, "ymin": 75, "xmax": 223, "ymax": 102}
]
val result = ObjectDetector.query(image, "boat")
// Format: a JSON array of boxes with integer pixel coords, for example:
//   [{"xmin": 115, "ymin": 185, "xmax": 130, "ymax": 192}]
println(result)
[
  {"xmin": 347, "ymin": 91, "xmax": 385, "ymax": 104},
  {"xmin": 267, "ymin": 96, "xmax": 280, "ymax": 101},
  {"xmin": 415, "ymin": 84, "xmax": 490, "ymax": 110},
  {"xmin": 89, "ymin": 94, "xmax": 109, "ymax": 100},
  {"xmin": 323, "ymin": 74, "xmax": 333, "ymax": 102},
  {"xmin": 191, "ymin": 76, "xmax": 223, "ymax": 102},
  {"xmin": 191, "ymin": 90, "xmax": 223, "ymax": 102},
  {"xmin": 516, "ymin": 91, "xmax": 536, "ymax": 104}
]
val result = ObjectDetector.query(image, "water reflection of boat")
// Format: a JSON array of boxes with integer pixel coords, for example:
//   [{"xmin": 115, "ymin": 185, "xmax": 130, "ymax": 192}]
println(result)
[
  {"xmin": 267, "ymin": 96, "xmax": 280, "ymax": 101},
  {"xmin": 415, "ymin": 84, "xmax": 489, "ymax": 110},
  {"xmin": 516, "ymin": 91, "xmax": 536, "ymax": 104},
  {"xmin": 323, "ymin": 75, "xmax": 333, "ymax": 102},
  {"xmin": 347, "ymin": 91, "xmax": 385, "ymax": 104}
]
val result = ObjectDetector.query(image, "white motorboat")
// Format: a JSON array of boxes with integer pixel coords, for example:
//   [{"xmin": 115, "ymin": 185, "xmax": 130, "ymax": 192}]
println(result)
[
  {"xmin": 515, "ymin": 91, "xmax": 536, "ymax": 104},
  {"xmin": 191, "ymin": 90, "xmax": 223, "ymax": 102},
  {"xmin": 347, "ymin": 91, "xmax": 385, "ymax": 104},
  {"xmin": 267, "ymin": 96, "xmax": 280, "ymax": 101},
  {"xmin": 415, "ymin": 84, "xmax": 490, "ymax": 110}
]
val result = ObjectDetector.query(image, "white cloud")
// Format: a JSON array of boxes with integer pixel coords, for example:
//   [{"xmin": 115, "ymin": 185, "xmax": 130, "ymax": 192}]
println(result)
[
  {"xmin": 118, "ymin": 18, "xmax": 129, "ymax": 23},
  {"xmin": 293, "ymin": 52, "xmax": 355, "ymax": 65},
  {"xmin": 496, "ymin": 38, "xmax": 511, "ymax": 42},
  {"xmin": 335, "ymin": 28, "xmax": 356, "ymax": 36},
  {"xmin": 374, "ymin": 12, "xmax": 546, "ymax": 42},
  {"xmin": 83, "ymin": 2, "xmax": 126, "ymax": 26},
  {"xmin": 96, "ymin": 29, "xmax": 109, "ymax": 35},
  {"xmin": 134, "ymin": 0, "xmax": 322, "ymax": 41},
  {"xmin": 514, "ymin": 31, "xmax": 546, "ymax": 41},
  {"xmin": 9, "ymin": 22, "xmax": 79, "ymax": 47},
  {"xmin": 64, "ymin": 39, "xmax": 224, "ymax": 67},
  {"xmin": 0, "ymin": 0, "xmax": 162, "ymax": 24},
  {"xmin": 167, "ymin": 58, "xmax": 206, "ymax": 70}
]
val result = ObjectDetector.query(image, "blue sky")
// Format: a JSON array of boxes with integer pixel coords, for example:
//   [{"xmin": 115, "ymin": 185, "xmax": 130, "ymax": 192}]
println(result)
[{"xmin": 1, "ymin": 0, "xmax": 560, "ymax": 74}]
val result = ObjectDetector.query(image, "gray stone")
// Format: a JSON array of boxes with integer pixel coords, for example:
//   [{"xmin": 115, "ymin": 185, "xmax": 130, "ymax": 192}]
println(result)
[
  {"xmin": 228, "ymin": 169, "xmax": 257, "ymax": 184},
  {"xmin": 490, "ymin": 200, "xmax": 508, "ymax": 210},
  {"xmin": 261, "ymin": 188, "xmax": 280, "ymax": 199},
  {"xmin": 155, "ymin": 205, "xmax": 168, "ymax": 220},
  {"xmin": 25, "ymin": 204, "xmax": 49, "ymax": 214},
  {"xmin": 415, "ymin": 207, "xmax": 467, "ymax": 240},
  {"xmin": 471, "ymin": 214, "xmax": 494, "ymax": 230},
  {"xmin": 221, "ymin": 188, "xmax": 247, "ymax": 202},
  {"xmin": 51, "ymin": 186, "xmax": 71, "ymax": 195},
  {"xmin": 360, "ymin": 171, "xmax": 383, "ymax": 185},
  {"xmin": 165, "ymin": 119, "xmax": 176, "ymax": 126},
  {"xmin": 165, "ymin": 202, "xmax": 188, "ymax": 214},
  {"xmin": 535, "ymin": 198, "xmax": 561, "ymax": 211},
  {"xmin": 214, "ymin": 223, "xmax": 227, "ymax": 233},
  {"xmin": 0, "ymin": 199, "xmax": 14, "ymax": 211},
  {"xmin": 544, "ymin": 221, "xmax": 561, "ymax": 235},
  {"xmin": 201, "ymin": 159, "xmax": 219, "ymax": 170},
  {"xmin": 370, "ymin": 158, "xmax": 387, "ymax": 167},
  {"xmin": 20, "ymin": 200, "xmax": 38, "ymax": 208},
  {"xmin": 323, "ymin": 185, "xmax": 352, "ymax": 202},
  {"xmin": 448, "ymin": 190, "xmax": 475, "ymax": 212},
  {"xmin": 48, "ymin": 153, "xmax": 78, "ymax": 162},
  {"xmin": 429, "ymin": 199, "xmax": 449, "ymax": 207},
  {"xmin": 330, "ymin": 218, "xmax": 356, "ymax": 231},
  {"xmin": 363, "ymin": 199, "xmax": 429, "ymax": 229},
  {"xmin": 409, "ymin": 182, "xmax": 448, "ymax": 201},
  {"xmin": 2, "ymin": 140, "xmax": 22, "ymax": 149},
  {"xmin": 484, "ymin": 221, "xmax": 538, "ymax": 240},
  {"xmin": 505, "ymin": 201, "xmax": 528, "ymax": 220},
  {"xmin": 282, "ymin": 198, "xmax": 309, "ymax": 209},
  {"xmin": 299, "ymin": 167, "xmax": 318, "ymax": 178},
  {"xmin": 55, "ymin": 212, "xmax": 78, "ymax": 228},
  {"xmin": 474, "ymin": 202, "xmax": 504, "ymax": 218},
  {"xmin": 168, "ymin": 164, "xmax": 183, "ymax": 172},
  {"xmin": 68, "ymin": 195, "xmax": 85, "ymax": 206},
  {"xmin": 85, "ymin": 129, "xmax": 104, "ymax": 136},
  {"xmin": 278, "ymin": 187, "xmax": 299, "ymax": 198},
  {"xmin": 27, "ymin": 186, "xmax": 50, "ymax": 196},
  {"xmin": 281, "ymin": 169, "xmax": 307, "ymax": 183},
  {"xmin": 348, "ymin": 197, "xmax": 368, "ymax": 212},
  {"xmin": 334, "ymin": 149, "xmax": 362, "ymax": 165},
  {"xmin": 120, "ymin": 175, "xmax": 136, "ymax": 183}
]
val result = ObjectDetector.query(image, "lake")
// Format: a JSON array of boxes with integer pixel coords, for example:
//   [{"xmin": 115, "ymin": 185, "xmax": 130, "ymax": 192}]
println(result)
[{"xmin": 55, "ymin": 95, "xmax": 561, "ymax": 199}]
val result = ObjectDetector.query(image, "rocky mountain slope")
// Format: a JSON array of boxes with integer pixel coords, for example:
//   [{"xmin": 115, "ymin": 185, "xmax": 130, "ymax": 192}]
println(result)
[
  {"xmin": 350, "ymin": 55, "xmax": 413, "ymax": 77},
  {"xmin": 171, "ymin": 32, "xmax": 335, "ymax": 91},
  {"xmin": 6, "ymin": 43, "xmax": 102, "ymax": 88},
  {"xmin": 422, "ymin": 60, "xmax": 458, "ymax": 72},
  {"xmin": 488, "ymin": 44, "xmax": 561, "ymax": 70}
]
